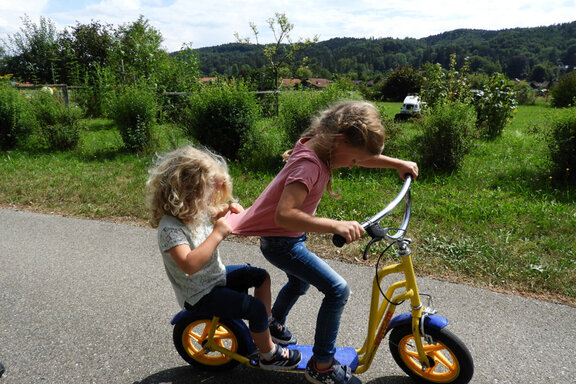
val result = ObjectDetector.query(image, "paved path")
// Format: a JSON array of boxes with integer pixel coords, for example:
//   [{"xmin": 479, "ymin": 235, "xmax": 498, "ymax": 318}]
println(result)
[{"xmin": 1, "ymin": 208, "xmax": 575, "ymax": 383}]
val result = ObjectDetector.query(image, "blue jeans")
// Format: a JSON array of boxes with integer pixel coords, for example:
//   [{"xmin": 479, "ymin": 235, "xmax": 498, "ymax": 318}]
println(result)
[
  {"xmin": 184, "ymin": 265, "xmax": 269, "ymax": 333},
  {"xmin": 260, "ymin": 235, "xmax": 350, "ymax": 363}
]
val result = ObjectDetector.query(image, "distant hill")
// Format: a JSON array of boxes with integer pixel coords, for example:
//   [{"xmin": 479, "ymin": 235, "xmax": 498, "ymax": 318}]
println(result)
[{"xmin": 193, "ymin": 21, "xmax": 576, "ymax": 80}]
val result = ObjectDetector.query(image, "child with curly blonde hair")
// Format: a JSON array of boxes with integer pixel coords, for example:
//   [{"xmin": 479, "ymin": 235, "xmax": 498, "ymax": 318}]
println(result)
[{"xmin": 147, "ymin": 145, "xmax": 301, "ymax": 370}]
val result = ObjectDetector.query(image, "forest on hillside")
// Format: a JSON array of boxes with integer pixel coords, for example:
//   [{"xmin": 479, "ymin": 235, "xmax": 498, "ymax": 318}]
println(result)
[
  {"xmin": 1, "ymin": 15, "xmax": 574, "ymax": 92},
  {"xmin": 194, "ymin": 21, "xmax": 576, "ymax": 81}
]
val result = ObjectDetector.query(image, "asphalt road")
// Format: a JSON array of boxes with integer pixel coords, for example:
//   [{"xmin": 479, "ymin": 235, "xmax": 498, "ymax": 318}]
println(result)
[{"xmin": 1, "ymin": 208, "xmax": 575, "ymax": 384}]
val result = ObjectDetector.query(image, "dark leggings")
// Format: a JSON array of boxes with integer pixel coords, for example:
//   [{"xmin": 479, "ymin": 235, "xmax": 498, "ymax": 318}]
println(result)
[{"xmin": 184, "ymin": 264, "xmax": 269, "ymax": 333}]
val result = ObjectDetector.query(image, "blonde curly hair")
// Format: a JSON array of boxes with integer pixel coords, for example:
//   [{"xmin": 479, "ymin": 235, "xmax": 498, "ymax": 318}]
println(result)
[{"xmin": 146, "ymin": 146, "xmax": 232, "ymax": 228}]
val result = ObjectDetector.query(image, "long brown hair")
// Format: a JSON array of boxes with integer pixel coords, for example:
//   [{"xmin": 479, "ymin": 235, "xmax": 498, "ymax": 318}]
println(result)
[
  {"xmin": 290, "ymin": 101, "xmax": 385, "ymax": 197},
  {"xmin": 303, "ymin": 101, "xmax": 385, "ymax": 165}
]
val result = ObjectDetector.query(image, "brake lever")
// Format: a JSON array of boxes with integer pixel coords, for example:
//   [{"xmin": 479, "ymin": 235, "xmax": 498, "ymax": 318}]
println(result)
[
  {"xmin": 362, "ymin": 237, "xmax": 380, "ymax": 260},
  {"xmin": 365, "ymin": 222, "xmax": 387, "ymax": 239},
  {"xmin": 333, "ymin": 221, "xmax": 388, "ymax": 251},
  {"xmin": 362, "ymin": 223, "xmax": 386, "ymax": 260}
]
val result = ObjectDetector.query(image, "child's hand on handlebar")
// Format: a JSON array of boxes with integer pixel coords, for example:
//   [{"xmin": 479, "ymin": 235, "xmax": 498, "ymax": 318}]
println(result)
[
  {"xmin": 334, "ymin": 220, "xmax": 365, "ymax": 244},
  {"xmin": 397, "ymin": 160, "xmax": 419, "ymax": 180}
]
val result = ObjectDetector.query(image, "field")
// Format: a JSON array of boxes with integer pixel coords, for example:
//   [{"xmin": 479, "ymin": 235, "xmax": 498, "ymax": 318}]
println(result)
[{"xmin": 1, "ymin": 103, "xmax": 574, "ymax": 305}]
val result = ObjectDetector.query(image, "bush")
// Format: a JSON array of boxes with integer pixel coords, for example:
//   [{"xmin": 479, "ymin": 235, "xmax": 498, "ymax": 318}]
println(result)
[
  {"xmin": 473, "ymin": 73, "xmax": 517, "ymax": 139},
  {"xmin": 183, "ymin": 81, "xmax": 260, "ymax": 160},
  {"xmin": 370, "ymin": 65, "xmax": 423, "ymax": 101},
  {"xmin": 0, "ymin": 82, "xmax": 34, "ymax": 150},
  {"xmin": 514, "ymin": 82, "xmax": 537, "ymax": 105},
  {"xmin": 378, "ymin": 117, "xmax": 408, "ymax": 159},
  {"xmin": 278, "ymin": 83, "xmax": 353, "ymax": 145},
  {"xmin": 551, "ymin": 71, "xmax": 576, "ymax": 108},
  {"xmin": 421, "ymin": 56, "xmax": 472, "ymax": 109},
  {"xmin": 415, "ymin": 102, "xmax": 477, "ymax": 173},
  {"xmin": 30, "ymin": 91, "xmax": 83, "ymax": 150},
  {"xmin": 239, "ymin": 118, "xmax": 287, "ymax": 172},
  {"xmin": 113, "ymin": 86, "xmax": 157, "ymax": 152},
  {"xmin": 547, "ymin": 108, "xmax": 576, "ymax": 184},
  {"xmin": 73, "ymin": 65, "xmax": 117, "ymax": 118}
]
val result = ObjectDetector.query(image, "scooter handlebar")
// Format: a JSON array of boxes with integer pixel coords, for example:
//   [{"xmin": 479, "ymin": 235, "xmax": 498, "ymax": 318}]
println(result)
[
  {"xmin": 332, "ymin": 174, "xmax": 413, "ymax": 248},
  {"xmin": 332, "ymin": 234, "xmax": 346, "ymax": 248}
]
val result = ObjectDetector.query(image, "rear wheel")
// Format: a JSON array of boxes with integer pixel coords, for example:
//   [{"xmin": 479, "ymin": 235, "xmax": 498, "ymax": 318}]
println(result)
[
  {"xmin": 173, "ymin": 314, "xmax": 249, "ymax": 371},
  {"xmin": 389, "ymin": 325, "xmax": 474, "ymax": 384}
]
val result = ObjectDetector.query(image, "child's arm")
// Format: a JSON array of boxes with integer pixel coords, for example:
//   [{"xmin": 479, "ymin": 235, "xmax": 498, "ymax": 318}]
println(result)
[
  {"xmin": 275, "ymin": 182, "xmax": 364, "ymax": 244},
  {"xmin": 357, "ymin": 155, "xmax": 419, "ymax": 179},
  {"xmin": 168, "ymin": 217, "xmax": 231, "ymax": 275}
]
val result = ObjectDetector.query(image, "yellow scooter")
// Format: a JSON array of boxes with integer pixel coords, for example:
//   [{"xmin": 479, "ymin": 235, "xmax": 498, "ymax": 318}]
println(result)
[{"xmin": 170, "ymin": 175, "xmax": 474, "ymax": 383}]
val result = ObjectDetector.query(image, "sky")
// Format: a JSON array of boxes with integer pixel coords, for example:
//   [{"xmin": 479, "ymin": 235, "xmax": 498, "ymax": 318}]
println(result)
[{"xmin": 1, "ymin": 0, "xmax": 575, "ymax": 52}]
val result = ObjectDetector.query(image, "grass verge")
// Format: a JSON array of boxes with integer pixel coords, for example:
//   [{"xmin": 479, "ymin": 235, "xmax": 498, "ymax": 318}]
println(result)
[{"xmin": 1, "ymin": 106, "xmax": 574, "ymax": 306}]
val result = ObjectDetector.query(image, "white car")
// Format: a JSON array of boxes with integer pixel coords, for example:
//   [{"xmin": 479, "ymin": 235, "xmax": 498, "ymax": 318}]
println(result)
[{"xmin": 394, "ymin": 95, "xmax": 425, "ymax": 121}]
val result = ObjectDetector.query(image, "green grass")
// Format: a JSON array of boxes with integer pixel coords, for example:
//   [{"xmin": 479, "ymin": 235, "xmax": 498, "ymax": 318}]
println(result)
[{"xmin": 1, "ymin": 106, "xmax": 575, "ymax": 305}]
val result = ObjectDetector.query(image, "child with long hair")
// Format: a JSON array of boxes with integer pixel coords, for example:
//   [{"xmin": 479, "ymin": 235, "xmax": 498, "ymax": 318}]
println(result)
[
  {"xmin": 146, "ymin": 145, "xmax": 301, "ymax": 370},
  {"xmin": 227, "ymin": 101, "xmax": 418, "ymax": 384}
]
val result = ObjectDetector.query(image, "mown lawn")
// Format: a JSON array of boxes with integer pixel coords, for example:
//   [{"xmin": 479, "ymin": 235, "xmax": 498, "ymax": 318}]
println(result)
[{"xmin": 1, "ymin": 104, "xmax": 574, "ymax": 305}]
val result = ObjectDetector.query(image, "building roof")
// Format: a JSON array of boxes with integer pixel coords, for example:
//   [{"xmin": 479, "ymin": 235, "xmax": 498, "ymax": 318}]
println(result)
[
  {"xmin": 303, "ymin": 78, "xmax": 331, "ymax": 88},
  {"xmin": 281, "ymin": 78, "xmax": 302, "ymax": 87}
]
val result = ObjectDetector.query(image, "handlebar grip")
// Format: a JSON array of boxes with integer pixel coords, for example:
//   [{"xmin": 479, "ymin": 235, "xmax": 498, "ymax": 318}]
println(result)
[{"xmin": 332, "ymin": 234, "xmax": 346, "ymax": 248}]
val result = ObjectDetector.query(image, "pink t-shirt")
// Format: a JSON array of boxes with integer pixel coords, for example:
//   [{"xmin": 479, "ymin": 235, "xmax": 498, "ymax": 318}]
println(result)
[{"xmin": 227, "ymin": 139, "xmax": 330, "ymax": 237}]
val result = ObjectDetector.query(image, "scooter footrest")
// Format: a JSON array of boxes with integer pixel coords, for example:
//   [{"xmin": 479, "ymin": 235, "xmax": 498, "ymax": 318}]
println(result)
[{"xmin": 286, "ymin": 345, "xmax": 359, "ymax": 371}]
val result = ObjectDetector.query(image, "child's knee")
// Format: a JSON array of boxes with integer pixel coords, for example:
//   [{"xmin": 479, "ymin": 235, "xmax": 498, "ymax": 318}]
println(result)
[
  {"xmin": 254, "ymin": 269, "xmax": 270, "ymax": 289},
  {"xmin": 331, "ymin": 280, "xmax": 350, "ymax": 303}
]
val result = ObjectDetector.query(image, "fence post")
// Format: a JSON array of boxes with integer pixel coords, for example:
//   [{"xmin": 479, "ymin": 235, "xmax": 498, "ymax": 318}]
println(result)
[{"xmin": 61, "ymin": 85, "xmax": 69, "ymax": 107}]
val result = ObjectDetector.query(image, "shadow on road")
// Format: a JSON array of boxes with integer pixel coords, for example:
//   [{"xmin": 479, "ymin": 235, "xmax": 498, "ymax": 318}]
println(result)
[{"xmin": 133, "ymin": 365, "xmax": 414, "ymax": 384}]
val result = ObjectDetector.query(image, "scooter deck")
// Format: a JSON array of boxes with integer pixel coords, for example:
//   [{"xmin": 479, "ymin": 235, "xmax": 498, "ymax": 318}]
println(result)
[{"xmin": 285, "ymin": 345, "xmax": 359, "ymax": 372}]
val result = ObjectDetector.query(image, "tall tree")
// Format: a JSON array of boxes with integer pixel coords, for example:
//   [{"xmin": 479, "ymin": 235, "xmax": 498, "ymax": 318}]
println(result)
[
  {"xmin": 235, "ymin": 13, "xmax": 317, "ymax": 114},
  {"xmin": 236, "ymin": 13, "xmax": 317, "ymax": 90},
  {"xmin": 111, "ymin": 15, "xmax": 167, "ymax": 84},
  {"xmin": 4, "ymin": 15, "xmax": 61, "ymax": 83},
  {"xmin": 58, "ymin": 21, "xmax": 115, "ymax": 85}
]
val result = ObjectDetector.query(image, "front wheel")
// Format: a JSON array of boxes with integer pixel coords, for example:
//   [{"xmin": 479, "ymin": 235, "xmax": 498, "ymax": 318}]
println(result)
[
  {"xmin": 389, "ymin": 325, "xmax": 474, "ymax": 384},
  {"xmin": 173, "ymin": 314, "xmax": 249, "ymax": 371}
]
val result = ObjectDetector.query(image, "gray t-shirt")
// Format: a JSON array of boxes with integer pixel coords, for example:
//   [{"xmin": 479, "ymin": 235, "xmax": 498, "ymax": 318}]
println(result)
[{"xmin": 157, "ymin": 215, "xmax": 226, "ymax": 308}]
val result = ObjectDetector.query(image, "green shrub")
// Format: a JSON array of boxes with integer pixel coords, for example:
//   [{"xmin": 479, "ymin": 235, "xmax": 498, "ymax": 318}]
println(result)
[
  {"xmin": 421, "ymin": 57, "xmax": 517, "ymax": 140},
  {"xmin": 113, "ymin": 86, "xmax": 157, "ymax": 152},
  {"xmin": 547, "ymin": 108, "xmax": 576, "ymax": 184},
  {"xmin": 30, "ymin": 91, "xmax": 83, "ymax": 150},
  {"xmin": 378, "ymin": 117, "xmax": 409, "ymax": 159},
  {"xmin": 415, "ymin": 102, "xmax": 477, "ymax": 173},
  {"xmin": 278, "ymin": 83, "xmax": 353, "ymax": 145},
  {"xmin": 239, "ymin": 118, "xmax": 287, "ymax": 172},
  {"xmin": 370, "ymin": 65, "xmax": 423, "ymax": 101},
  {"xmin": 73, "ymin": 65, "xmax": 117, "ymax": 118},
  {"xmin": 514, "ymin": 82, "xmax": 537, "ymax": 105},
  {"xmin": 0, "ymin": 82, "xmax": 34, "ymax": 150},
  {"xmin": 551, "ymin": 71, "xmax": 576, "ymax": 108},
  {"xmin": 421, "ymin": 56, "xmax": 472, "ymax": 109},
  {"xmin": 183, "ymin": 81, "xmax": 260, "ymax": 160},
  {"xmin": 473, "ymin": 73, "xmax": 518, "ymax": 139}
]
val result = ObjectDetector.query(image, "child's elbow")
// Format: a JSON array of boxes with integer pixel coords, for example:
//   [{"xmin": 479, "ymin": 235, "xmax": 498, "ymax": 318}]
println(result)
[{"xmin": 274, "ymin": 210, "xmax": 289, "ymax": 228}]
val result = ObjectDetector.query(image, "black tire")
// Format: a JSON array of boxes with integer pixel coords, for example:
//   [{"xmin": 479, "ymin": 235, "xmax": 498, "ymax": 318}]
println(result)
[
  {"xmin": 173, "ymin": 314, "xmax": 250, "ymax": 371},
  {"xmin": 389, "ymin": 325, "xmax": 474, "ymax": 384}
]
